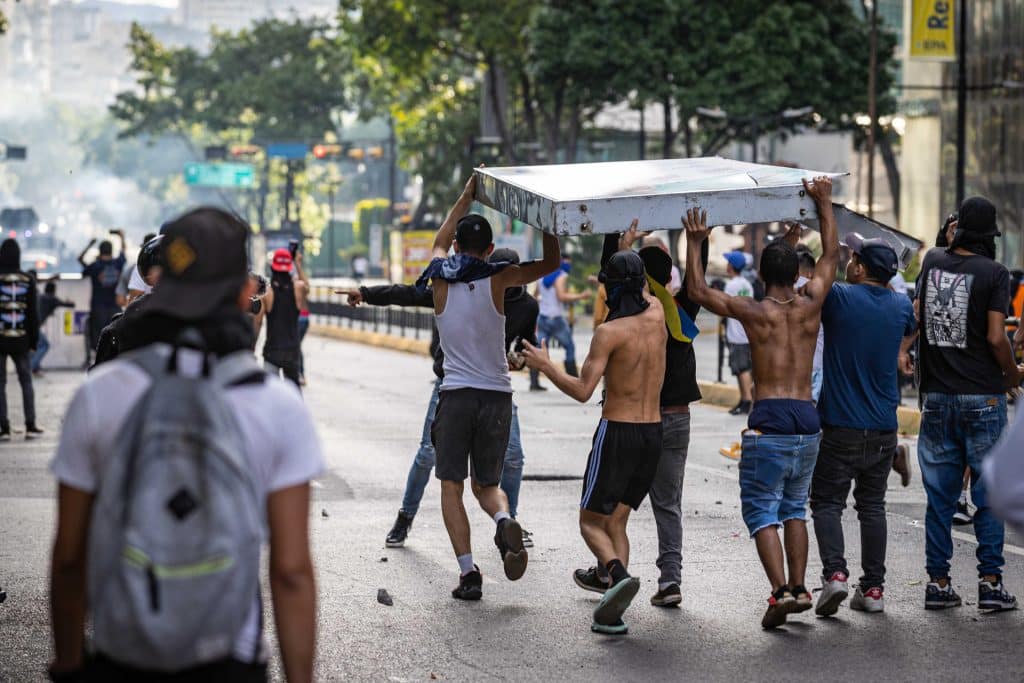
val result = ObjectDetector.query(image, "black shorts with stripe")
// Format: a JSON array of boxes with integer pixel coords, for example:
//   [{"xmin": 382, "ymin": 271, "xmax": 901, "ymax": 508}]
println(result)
[{"xmin": 580, "ymin": 419, "xmax": 663, "ymax": 515}]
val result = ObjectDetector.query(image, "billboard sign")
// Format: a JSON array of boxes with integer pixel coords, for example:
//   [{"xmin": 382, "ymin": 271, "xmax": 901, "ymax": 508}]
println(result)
[{"xmin": 908, "ymin": 0, "xmax": 956, "ymax": 61}]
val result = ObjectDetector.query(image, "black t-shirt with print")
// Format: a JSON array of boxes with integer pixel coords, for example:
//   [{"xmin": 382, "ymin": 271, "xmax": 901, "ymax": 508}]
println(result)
[{"xmin": 918, "ymin": 249, "xmax": 1010, "ymax": 395}]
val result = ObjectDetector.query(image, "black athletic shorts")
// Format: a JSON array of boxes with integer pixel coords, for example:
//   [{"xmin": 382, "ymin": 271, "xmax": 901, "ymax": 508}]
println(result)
[
  {"xmin": 728, "ymin": 342, "xmax": 752, "ymax": 376},
  {"xmin": 432, "ymin": 388, "xmax": 512, "ymax": 486},
  {"xmin": 580, "ymin": 419, "xmax": 663, "ymax": 515}
]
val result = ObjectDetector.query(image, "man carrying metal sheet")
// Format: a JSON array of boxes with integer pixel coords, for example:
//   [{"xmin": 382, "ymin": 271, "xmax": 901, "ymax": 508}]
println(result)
[
  {"xmin": 684, "ymin": 176, "xmax": 839, "ymax": 629},
  {"xmin": 416, "ymin": 173, "xmax": 560, "ymax": 601},
  {"xmin": 523, "ymin": 247, "xmax": 667, "ymax": 636}
]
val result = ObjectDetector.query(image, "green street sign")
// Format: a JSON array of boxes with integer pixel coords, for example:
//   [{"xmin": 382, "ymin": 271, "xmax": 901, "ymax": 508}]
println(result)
[{"xmin": 184, "ymin": 162, "xmax": 255, "ymax": 188}]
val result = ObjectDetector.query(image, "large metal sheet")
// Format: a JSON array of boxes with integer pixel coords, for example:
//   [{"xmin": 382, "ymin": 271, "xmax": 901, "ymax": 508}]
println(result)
[{"xmin": 474, "ymin": 157, "xmax": 844, "ymax": 236}]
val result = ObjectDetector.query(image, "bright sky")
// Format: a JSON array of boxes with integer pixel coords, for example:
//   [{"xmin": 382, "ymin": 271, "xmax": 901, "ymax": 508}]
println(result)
[{"xmin": 57, "ymin": 0, "xmax": 179, "ymax": 6}]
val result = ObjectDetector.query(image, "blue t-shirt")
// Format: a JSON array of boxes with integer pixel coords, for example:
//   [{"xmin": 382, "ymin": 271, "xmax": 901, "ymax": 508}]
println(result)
[
  {"xmin": 82, "ymin": 254, "xmax": 126, "ymax": 310},
  {"xmin": 818, "ymin": 283, "xmax": 916, "ymax": 431}
]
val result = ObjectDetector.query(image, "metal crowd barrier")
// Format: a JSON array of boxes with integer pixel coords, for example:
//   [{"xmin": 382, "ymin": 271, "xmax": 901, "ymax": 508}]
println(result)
[{"xmin": 306, "ymin": 285, "xmax": 434, "ymax": 339}]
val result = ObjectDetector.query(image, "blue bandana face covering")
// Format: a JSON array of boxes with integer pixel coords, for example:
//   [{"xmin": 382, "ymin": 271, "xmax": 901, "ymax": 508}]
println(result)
[{"xmin": 416, "ymin": 254, "xmax": 512, "ymax": 292}]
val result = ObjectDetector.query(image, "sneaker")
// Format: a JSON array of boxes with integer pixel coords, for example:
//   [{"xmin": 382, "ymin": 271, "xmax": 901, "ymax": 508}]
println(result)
[
  {"xmin": 953, "ymin": 501, "xmax": 973, "ymax": 525},
  {"xmin": 529, "ymin": 384, "xmax": 548, "ymax": 392},
  {"xmin": 719, "ymin": 442, "xmax": 741, "ymax": 461},
  {"xmin": 593, "ymin": 576, "xmax": 640, "ymax": 626},
  {"xmin": 892, "ymin": 444, "xmax": 911, "ymax": 487},
  {"xmin": 815, "ymin": 571, "xmax": 849, "ymax": 616},
  {"xmin": 521, "ymin": 527, "xmax": 534, "ymax": 549},
  {"xmin": 850, "ymin": 585, "xmax": 884, "ymax": 613},
  {"xmin": 573, "ymin": 566, "xmax": 610, "ymax": 594},
  {"xmin": 385, "ymin": 511, "xmax": 414, "ymax": 548},
  {"xmin": 978, "ymin": 579, "xmax": 1018, "ymax": 612},
  {"xmin": 0, "ymin": 424, "xmax": 9, "ymax": 442},
  {"xmin": 791, "ymin": 585, "xmax": 813, "ymax": 613},
  {"xmin": 650, "ymin": 583, "xmax": 682, "ymax": 607},
  {"xmin": 925, "ymin": 580, "xmax": 962, "ymax": 610},
  {"xmin": 762, "ymin": 588, "xmax": 795, "ymax": 629},
  {"xmin": 494, "ymin": 518, "xmax": 528, "ymax": 581},
  {"xmin": 25, "ymin": 424, "xmax": 43, "ymax": 440},
  {"xmin": 451, "ymin": 566, "xmax": 483, "ymax": 601},
  {"xmin": 591, "ymin": 618, "xmax": 628, "ymax": 635}
]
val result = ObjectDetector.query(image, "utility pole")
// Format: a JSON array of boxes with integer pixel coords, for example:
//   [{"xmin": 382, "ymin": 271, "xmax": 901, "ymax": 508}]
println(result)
[
  {"xmin": 387, "ymin": 115, "xmax": 397, "ymax": 226},
  {"xmin": 866, "ymin": 0, "xmax": 878, "ymax": 219},
  {"xmin": 955, "ymin": 0, "xmax": 967, "ymax": 207}
]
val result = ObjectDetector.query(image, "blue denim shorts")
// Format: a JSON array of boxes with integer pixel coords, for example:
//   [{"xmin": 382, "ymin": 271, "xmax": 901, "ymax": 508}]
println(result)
[{"xmin": 739, "ymin": 431, "xmax": 822, "ymax": 537}]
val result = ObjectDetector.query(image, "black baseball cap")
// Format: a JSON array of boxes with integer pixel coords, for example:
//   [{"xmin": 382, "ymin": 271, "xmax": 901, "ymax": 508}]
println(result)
[
  {"xmin": 958, "ymin": 196, "xmax": 1000, "ymax": 237},
  {"xmin": 842, "ymin": 232, "xmax": 899, "ymax": 281},
  {"xmin": 455, "ymin": 214, "xmax": 493, "ymax": 252},
  {"xmin": 145, "ymin": 207, "xmax": 250, "ymax": 321}
]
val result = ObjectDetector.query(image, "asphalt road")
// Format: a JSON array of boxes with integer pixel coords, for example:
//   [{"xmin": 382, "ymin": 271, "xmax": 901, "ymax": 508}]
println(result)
[{"xmin": 1, "ymin": 335, "xmax": 1021, "ymax": 682}]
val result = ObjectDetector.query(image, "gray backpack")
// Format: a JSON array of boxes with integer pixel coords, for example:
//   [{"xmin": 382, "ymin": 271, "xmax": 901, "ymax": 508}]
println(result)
[{"xmin": 87, "ymin": 340, "xmax": 265, "ymax": 671}]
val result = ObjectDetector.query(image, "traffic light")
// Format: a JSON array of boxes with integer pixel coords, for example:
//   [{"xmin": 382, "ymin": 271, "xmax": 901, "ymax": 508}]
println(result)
[
  {"xmin": 0, "ymin": 144, "xmax": 27, "ymax": 161},
  {"xmin": 313, "ymin": 143, "xmax": 345, "ymax": 160},
  {"xmin": 204, "ymin": 145, "xmax": 228, "ymax": 161},
  {"xmin": 230, "ymin": 144, "xmax": 261, "ymax": 159}
]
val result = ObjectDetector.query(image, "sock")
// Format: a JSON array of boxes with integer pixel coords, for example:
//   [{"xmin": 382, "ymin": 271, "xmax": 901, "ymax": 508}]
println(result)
[
  {"xmin": 457, "ymin": 554, "xmax": 475, "ymax": 576},
  {"xmin": 493, "ymin": 511, "xmax": 511, "ymax": 525},
  {"xmin": 605, "ymin": 559, "xmax": 629, "ymax": 585}
]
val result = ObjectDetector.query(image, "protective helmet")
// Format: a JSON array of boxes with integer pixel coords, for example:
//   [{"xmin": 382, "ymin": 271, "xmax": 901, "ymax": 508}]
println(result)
[{"xmin": 137, "ymin": 235, "xmax": 164, "ymax": 278}]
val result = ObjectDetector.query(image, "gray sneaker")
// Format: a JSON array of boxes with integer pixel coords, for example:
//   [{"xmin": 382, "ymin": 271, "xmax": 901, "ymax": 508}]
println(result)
[
  {"xmin": 815, "ymin": 571, "xmax": 849, "ymax": 616},
  {"xmin": 850, "ymin": 586, "xmax": 884, "ymax": 613}
]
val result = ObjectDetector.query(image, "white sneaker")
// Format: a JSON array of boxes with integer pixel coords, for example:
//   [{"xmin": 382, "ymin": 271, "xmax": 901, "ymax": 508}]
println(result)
[
  {"xmin": 815, "ymin": 571, "xmax": 849, "ymax": 616},
  {"xmin": 850, "ymin": 585, "xmax": 885, "ymax": 613}
]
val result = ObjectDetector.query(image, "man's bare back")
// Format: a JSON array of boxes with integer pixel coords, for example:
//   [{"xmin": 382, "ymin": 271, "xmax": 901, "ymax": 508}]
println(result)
[
  {"xmin": 736, "ymin": 295, "xmax": 822, "ymax": 401},
  {"xmin": 682, "ymin": 177, "xmax": 839, "ymax": 402},
  {"xmin": 598, "ymin": 297, "xmax": 666, "ymax": 422}
]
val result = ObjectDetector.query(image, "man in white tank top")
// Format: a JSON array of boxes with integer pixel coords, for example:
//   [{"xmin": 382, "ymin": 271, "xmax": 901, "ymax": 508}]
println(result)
[{"xmin": 419, "ymin": 173, "xmax": 561, "ymax": 601}]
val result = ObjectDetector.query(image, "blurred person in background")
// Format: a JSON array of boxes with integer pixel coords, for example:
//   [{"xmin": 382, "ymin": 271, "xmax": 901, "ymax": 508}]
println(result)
[
  {"xmin": 0, "ymin": 238, "xmax": 41, "ymax": 440},
  {"xmin": 116, "ymin": 232, "xmax": 155, "ymax": 308},
  {"xmin": 723, "ymin": 251, "xmax": 754, "ymax": 415},
  {"xmin": 31, "ymin": 280, "xmax": 74, "ymax": 376},
  {"xmin": 262, "ymin": 247, "xmax": 307, "ymax": 387},
  {"xmin": 78, "ymin": 230, "xmax": 126, "ymax": 365},
  {"xmin": 530, "ymin": 254, "xmax": 590, "ymax": 390}
]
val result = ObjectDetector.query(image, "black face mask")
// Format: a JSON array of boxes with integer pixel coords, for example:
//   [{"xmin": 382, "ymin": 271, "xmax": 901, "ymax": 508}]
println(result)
[
  {"xmin": 949, "ymin": 230, "xmax": 997, "ymax": 260},
  {"xmin": 601, "ymin": 251, "xmax": 649, "ymax": 322}
]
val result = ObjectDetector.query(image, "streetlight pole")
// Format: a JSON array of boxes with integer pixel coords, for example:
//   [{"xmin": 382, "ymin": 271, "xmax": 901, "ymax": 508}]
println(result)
[
  {"xmin": 955, "ymin": 0, "xmax": 967, "ymax": 207},
  {"xmin": 866, "ymin": 0, "xmax": 878, "ymax": 218}
]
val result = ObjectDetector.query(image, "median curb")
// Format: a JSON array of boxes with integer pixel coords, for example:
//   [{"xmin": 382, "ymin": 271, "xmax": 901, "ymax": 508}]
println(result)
[
  {"xmin": 310, "ymin": 323, "xmax": 431, "ymax": 356},
  {"xmin": 697, "ymin": 380, "xmax": 921, "ymax": 436}
]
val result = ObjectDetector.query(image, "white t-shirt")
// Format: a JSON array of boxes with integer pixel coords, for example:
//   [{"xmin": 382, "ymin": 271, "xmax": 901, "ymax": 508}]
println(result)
[
  {"xmin": 50, "ymin": 352, "xmax": 324, "ymax": 663},
  {"xmin": 724, "ymin": 275, "xmax": 752, "ymax": 344},
  {"xmin": 128, "ymin": 265, "xmax": 152, "ymax": 295},
  {"xmin": 888, "ymin": 273, "xmax": 908, "ymax": 295},
  {"xmin": 984, "ymin": 408, "xmax": 1024, "ymax": 535}
]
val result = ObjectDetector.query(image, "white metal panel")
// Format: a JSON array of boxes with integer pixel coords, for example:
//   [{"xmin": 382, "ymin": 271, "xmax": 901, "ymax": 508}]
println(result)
[{"xmin": 474, "ymin": 157, "xmax": 844, "ymax": 235}]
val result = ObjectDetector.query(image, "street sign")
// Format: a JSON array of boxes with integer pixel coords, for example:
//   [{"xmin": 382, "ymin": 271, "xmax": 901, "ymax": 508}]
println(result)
[
  {"xmin": 266, "ymin": 142, "xmax": 309, "ymax": 160},
  {"xmin": 184, "ymin": 162, "xmax": 255, "ymax": 188}
]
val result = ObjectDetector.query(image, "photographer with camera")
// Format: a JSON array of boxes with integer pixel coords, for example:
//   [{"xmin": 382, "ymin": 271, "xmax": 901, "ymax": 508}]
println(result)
[
  {"xmin": 262, "ymin": 243, "xmax": 307, "ymax": 388},
  {"xmin": 248, "ymin": 272, "xmax": 270, "ymax": 344}
]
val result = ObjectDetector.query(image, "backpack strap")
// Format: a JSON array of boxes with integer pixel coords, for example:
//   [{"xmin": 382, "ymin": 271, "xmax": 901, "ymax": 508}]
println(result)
[{"xmin": 211, "ymin": 351, "xmax": 267, "ymax": 389}]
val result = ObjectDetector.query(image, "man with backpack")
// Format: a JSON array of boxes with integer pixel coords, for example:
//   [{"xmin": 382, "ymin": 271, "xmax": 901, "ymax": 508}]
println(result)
[{"xmin": 49, "ymin": 208, "xmax": 323, "ymax": 682}]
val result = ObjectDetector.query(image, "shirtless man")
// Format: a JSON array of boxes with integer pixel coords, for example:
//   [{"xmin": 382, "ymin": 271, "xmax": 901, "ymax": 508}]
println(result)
[
  {"xmin": 523, "ymin": 248, "xmax": 666, "ymax": 635},
  {"xmin": 684, "ymin": 176, "xmax": 838, "ymax": 629}
]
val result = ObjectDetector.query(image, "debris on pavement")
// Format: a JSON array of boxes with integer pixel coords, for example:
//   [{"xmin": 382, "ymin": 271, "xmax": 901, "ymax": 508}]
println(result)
[
  {"xmin": 377, "ymin": 588, "xmax": 394, "ymax": 606},
  {"xmin": 321, "ymin": 509, "xmax": 329, "ymax": 518}
]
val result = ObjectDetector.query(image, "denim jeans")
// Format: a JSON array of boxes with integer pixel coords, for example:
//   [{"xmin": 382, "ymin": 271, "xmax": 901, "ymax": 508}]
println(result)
[
  {"xmin": 30, "ymin": 332, "xmax": 50, "ymax": 372},
  {"xmin": 647, "ymin": 411, "xmax": 691, "ymax": 586},
  {"xmin": 739, "ymin": 431, "xmax": 821, "ymax": 537},
  {"xmin": 297, "ymin": 315, "xmax": 310, "ymax": 376},
  {"xmin": 810, "ymin": 427, "xmax": 896, "ymax": 588},
  {"xmin": 401, "ymin": 379, "xmax": 525, "ymax": 517},
  {"xmin": 918, "ymin": 393, "xmax": 1007, "ymax": 579},
  {"xmin": 0, "ymin": 351, "xmax": 35, "ymax": 426},
  {"xmin": 537, "ymin": 315, "xmax": 575, "ymax": 364}
]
